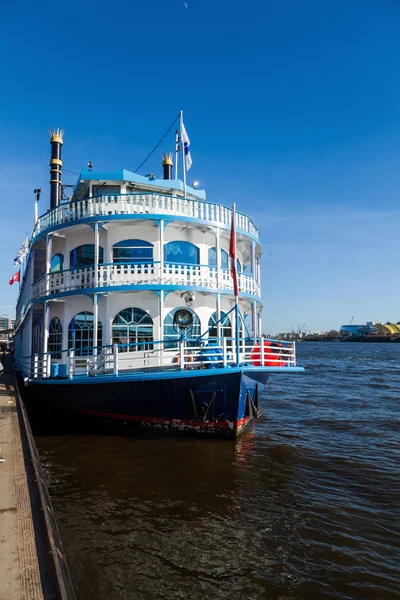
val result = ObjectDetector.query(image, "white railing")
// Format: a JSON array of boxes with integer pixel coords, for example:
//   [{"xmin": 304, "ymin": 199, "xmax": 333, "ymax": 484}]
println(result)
[
  {"xmin": 30, "ymin": 263, "xmax": 260, "ymax": 301},
  {"xmin": 14, "ymin": 338, "xmax": 299, "ymax": 381},
  {"xmin": 32, "ymin": 194, "xmax": 259, "ymax": 240}
]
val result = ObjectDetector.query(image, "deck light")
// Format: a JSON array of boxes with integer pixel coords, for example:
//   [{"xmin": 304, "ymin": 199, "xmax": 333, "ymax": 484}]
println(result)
[
  {"xmin": 192, "ymin": 181, "xmax": 199, "ymax": 188},
  {"xmin": 173, "ymin": 309, "xmax": 193, "ymax": 330}
]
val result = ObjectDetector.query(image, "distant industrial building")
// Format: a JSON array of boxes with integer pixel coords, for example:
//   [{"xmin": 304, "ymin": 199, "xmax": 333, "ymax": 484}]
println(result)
[
  {"xmin": 340, "ymin": 321, "xmax": 400, "ymax": 339},
  {"xmin": 340, "ymin": 322, "xmax": 379, "ymax": 336}
]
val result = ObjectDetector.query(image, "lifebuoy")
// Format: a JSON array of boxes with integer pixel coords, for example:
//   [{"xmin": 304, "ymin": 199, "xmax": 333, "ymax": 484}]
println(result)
[
  {"xmin": 173, "ymin": 352, "xmax": 194, "ymax": 365},
  {"xmin": 250, "ymin": 341, "xmax": 286, "ymax": 367}
]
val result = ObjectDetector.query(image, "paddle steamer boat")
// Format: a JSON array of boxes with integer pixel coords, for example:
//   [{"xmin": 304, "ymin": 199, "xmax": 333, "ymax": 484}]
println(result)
[{"xmin": 13, "ymin": 120, "xmax": 303, "ymax": 436}]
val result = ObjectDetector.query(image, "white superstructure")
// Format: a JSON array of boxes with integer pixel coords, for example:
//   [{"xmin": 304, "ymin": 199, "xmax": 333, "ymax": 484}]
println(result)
[{"xmin": 14, "ymin": 133, "xmax": 263, "ymax": 370}]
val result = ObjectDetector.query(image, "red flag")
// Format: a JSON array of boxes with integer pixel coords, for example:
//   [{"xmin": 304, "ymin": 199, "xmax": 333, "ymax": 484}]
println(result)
[
  {"xmin": 229, "ymin": 204, "xmax": 239, "ymax": 296},
  {"xmin": 9, "ymin": 270, "xmax": 20, "ymax": 286}
]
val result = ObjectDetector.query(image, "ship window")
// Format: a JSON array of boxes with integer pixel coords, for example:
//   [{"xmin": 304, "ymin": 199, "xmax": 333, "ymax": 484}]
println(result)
[
  {"xmin": 92, "ymin": 185, "xmax": 121, "ymax": 196},
  {"xmin": 208, "ymin": 311, "xmax": 232, "ymax": 339},
  {"xmin": 32, "ymin": 325, "xmax": 43, "ymax": 356},
  {"xmin": 208, "ymin": 247, "xmax": 217, "ymax": 266},
  {"xmin": 208, "ymin": 247, "xmax": 229, "ymax": 269},
  {"xmin": 70, "ymin": 245, "xmax": 104, "ymax": 269},
  {"xmin": 50, "ymin": 254, "xmax": 64, "ymax": 274},
  {"xmin": 112, "ymin": 308, "xmax": 153, "ymax": 352},
  {"xmin": 113, "ymin": 240, "xmax": 153, "ymax": 264},
  {"xmin": 236, "ymin": 259, "xmax": 242, "ymax": 273},
  {"xmin": 221, "ymin": 249, "xmax": 229, "ymax": 269},
  {"xmin": 68, "ymin": 312, "xmax": 103, "ymax": 356},
  {"xmin": 48, "ymin": 317, "xmax": 62, "ymax": 359},
  {"xmin": 164, "ymin": 241, "xmax": 199, "ymax": 265},
  {"xmin": 163, "ymin": 308, "xmax": 200, "ymax": 349}
]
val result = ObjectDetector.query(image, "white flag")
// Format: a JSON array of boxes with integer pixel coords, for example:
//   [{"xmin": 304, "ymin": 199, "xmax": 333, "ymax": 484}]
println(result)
[
  {"xmin": 181, "ymin": 120, "xmax": 192, "ymax": 171},
  {"xmin": 14, "ymin": 236, "xmax": 29, "ymax": 266}
]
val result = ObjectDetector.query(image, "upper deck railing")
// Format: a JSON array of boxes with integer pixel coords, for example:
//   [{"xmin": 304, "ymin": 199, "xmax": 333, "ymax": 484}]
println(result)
[
  {"xmin": 33, "ymin": 193, "xmax": 260, "ymax": 240},
  {"xmin": 30, "ymin": 262, "xmax": 260, "ymax": 301}
]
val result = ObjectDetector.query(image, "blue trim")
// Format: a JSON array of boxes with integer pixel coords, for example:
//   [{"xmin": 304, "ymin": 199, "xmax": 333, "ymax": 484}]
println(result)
[
  {"xmin": 30, "ymin": 283, "xmax": 262, "ymax": 305},
  {"xmin": 27, "ymin": 365, "xmax": 305, "ymax": 386}
]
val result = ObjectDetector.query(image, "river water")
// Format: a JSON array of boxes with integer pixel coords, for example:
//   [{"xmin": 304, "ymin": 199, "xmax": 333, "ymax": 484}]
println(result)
[{"xmin": 33, "ymin": 343, "xmax": 400, "ymax": 600}]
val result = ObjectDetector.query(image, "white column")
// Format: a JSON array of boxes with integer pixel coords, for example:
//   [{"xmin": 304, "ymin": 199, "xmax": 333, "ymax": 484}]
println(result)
[
  {"xmin": 257, "ymin": 256, "xmax": 261, "ymax": 284},
  {"xmin": 45, "ymin": 234, "xmax": 53, "ymax": 294},
  {"xmin": 258, "ymin": 311, "xmax": 263, "ymax": 338},
  {"xmin": 62, "ymin": 311, "xmax": 69, "ymax": 353},
  {"xmin": 93, "ymin": 224, "xmax": 100, "ymax": 355},
  {"xmin": 159, "ymin": 220, "xmax": 164, "ymax": 282},
  {"xmin": 105, "ymin": 315, "xmax": 112, "ymax": 347},
  {"xmin": 94, "ymin": 222, "xmax": 99, "ymax": 287},
  {"xmin": 93, "ymin": 294, "xmax": 98, "ymax": 353},
  {"xmin": 252, "ymin": 300, "xmax": 257, "ymax": 337},
  {"xmin": 215, "ymin": 229, "xmax": 221, "ymax": 286},
  {"xmin": 159, "ymin": 291, "xmax": 164, "ymax": 342},
  {"xmin": 251, "ymin": 241, "xmax": 256, "ymax": 275},
  {"xmin": 43, "ymin": 301, "xmax": 50, "ymax": 356},
  {"xmin": 216, "ymin": 293, "xmax": 221, "ymax": 339}
]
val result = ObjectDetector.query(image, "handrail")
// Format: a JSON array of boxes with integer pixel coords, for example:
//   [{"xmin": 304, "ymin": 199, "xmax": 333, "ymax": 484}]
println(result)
[
  {"xmin": 32, "ymin": 193, "xmax": 260, "ymax": 240},
  {"xmin": 28, "ymin": 262, "xmax": 260, "ymax": 302},
  {"xmin": 14, "ymin": 337, "xmax": 298, "ymax": 381}
]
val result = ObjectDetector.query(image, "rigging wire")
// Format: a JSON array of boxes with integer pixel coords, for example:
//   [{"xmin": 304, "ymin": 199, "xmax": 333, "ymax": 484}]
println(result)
[
  {"xmin": 62, "ymin": 113, "xmax": 180, "ymax": 178},
  {"xmin": 134, "ymin": 113, "xmax": 180, "ymax": 173}
]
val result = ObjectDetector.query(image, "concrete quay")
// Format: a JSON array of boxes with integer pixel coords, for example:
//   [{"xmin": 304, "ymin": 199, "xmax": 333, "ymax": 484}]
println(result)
[{"xmin": 0, "ymin": 354, "xmax": 76, "ymax": 600}]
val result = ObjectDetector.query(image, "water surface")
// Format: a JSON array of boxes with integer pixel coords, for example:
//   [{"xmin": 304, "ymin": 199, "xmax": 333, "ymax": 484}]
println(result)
[{"xmin": 34, "ymin": 343, "xmax": 400, "ymax": 599}]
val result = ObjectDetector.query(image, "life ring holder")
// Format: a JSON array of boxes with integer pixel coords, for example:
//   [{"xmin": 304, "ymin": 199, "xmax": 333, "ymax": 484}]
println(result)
[
  {"xmin": 173, "ymin": 351, "xmax": 194, "ymax": 368},
  {"xmin": 250, "ymin": 341, "xmax": 286, "ymax": 367}
]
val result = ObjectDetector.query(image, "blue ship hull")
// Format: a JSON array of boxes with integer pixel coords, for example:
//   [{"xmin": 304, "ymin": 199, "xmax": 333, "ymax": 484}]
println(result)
[{"xmin": 22, "ymin": 368, "xmax": 269, "ymax": 437}]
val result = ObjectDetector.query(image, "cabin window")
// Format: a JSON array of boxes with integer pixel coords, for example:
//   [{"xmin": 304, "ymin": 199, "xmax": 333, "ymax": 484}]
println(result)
[
  {"xmin": 92, "ymin": 185, "xmax": 121, "ymax": 197},
  {"xmin": 208, "ymin": 247, "xmax": 217, "ymax": 266},
  {"xmin": 164, "ymin": 241, "xmax": 199, "ymax": 265},
  {"xmin": 48, "ymin": 317, "xmax": 63, "ymax": 359},
  {"xmin": 208, "ymin": 311, "xmax": 232, "ymax": 339},
  {"xmin": 221, "ymin": 249, "xmax": 229, "ymax": 269},
  {"xmin": 236, "ymin": 259, "xmax": 242, "ymax": 273},
  {"xmin": 70, "ymin": 245, "xmax": 104, "ymax": 269},
  {"xmin": 113, "ymin": 240, "xmax": 153, "ymax": 264},
  {"xmin": 208, "ymin": 247, "xmax": 229, "ymax": 269},
  {"xmin": 32, "ymin": 325, "xmax": 43, "ymax": 356},
  {"xmin": 163, "ymin": 308, "xmax": 201, "ymax": 349},
  {"xmin": 50, "ymin": 254, "xmax": 64, "ymax": 273},
  {"xmin": 112, "ymin": 308, "xmax": 153, "ymax": 352},
  {"xmin": 68, "ymin": 311, "xmax": 102, "ymax": 356}
]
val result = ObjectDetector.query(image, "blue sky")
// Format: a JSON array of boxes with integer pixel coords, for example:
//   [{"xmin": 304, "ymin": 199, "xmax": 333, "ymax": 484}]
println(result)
[{"xmin": 1, "ymin": 0, "xmax": 400, "ymax": 334}]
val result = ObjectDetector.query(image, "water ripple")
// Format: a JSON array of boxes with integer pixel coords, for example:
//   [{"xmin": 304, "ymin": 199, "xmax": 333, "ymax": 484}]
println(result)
[{"xmin": 35, "ymin": 343, "xmax": 400, "ymax": 600}]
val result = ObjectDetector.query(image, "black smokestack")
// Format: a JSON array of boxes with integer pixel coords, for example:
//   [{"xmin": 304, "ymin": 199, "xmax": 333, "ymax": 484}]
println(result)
[
  {"xmin": 49, "ymin": 129, "xmax": 64, "ymax": 209},
  {"xmin": 162, "ymin": 152, "xmax": 173, "ymax": 180}
]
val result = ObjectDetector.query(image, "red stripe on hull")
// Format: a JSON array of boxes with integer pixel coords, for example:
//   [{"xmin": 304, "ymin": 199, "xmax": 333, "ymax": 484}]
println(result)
[{"xmin": 73, "ymin": 407, "xmax": 251, "ymax": 433}]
